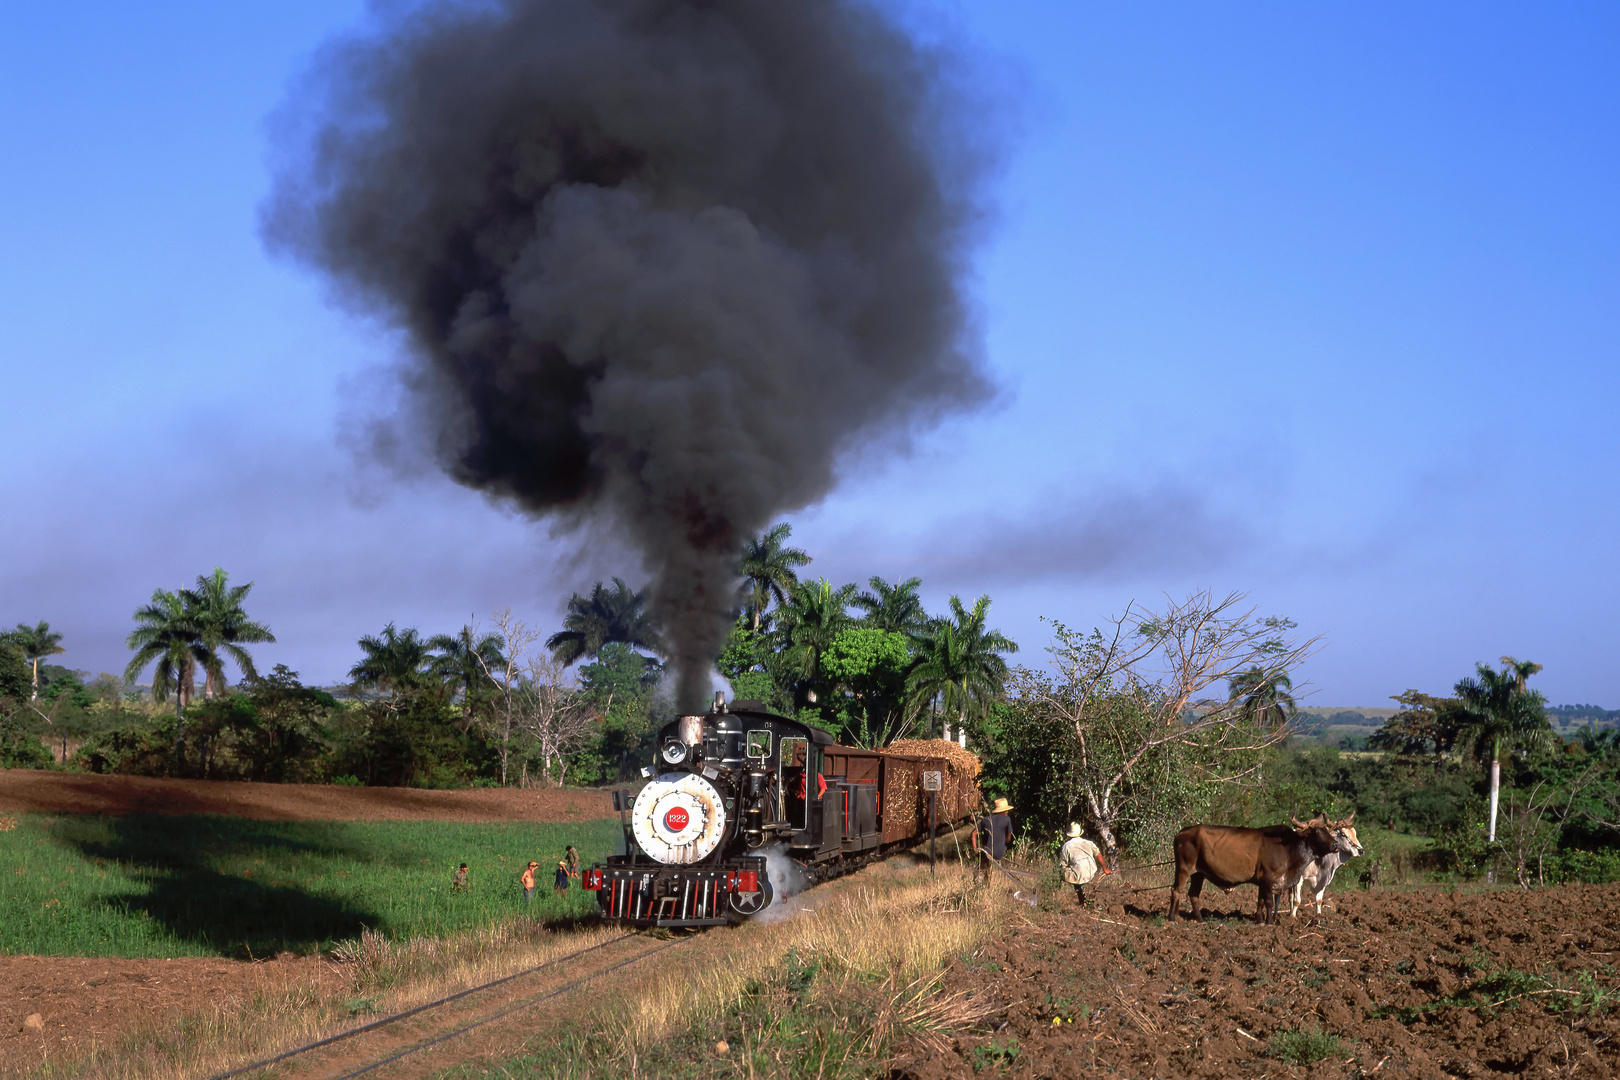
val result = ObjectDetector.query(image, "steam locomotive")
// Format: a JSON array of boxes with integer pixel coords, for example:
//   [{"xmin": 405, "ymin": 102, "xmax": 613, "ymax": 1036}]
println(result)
[{"xmin": 583, "ymin": 693, "xmax": 978, "ymax": 926}]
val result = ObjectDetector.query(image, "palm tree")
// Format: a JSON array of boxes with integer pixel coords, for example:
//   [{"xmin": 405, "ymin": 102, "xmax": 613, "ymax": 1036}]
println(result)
[
  {"xmin": 773, "ymin": 579, "xmax": 860, "ymax": 697},
  {"xmin": 1227, "ymin": 666, "xmax": 1297, "ymax": 729},
  {"xmin": 430, "ymin": 625, "xmax": 507, "ymax": 720},
  {"xmin": 1455, "ymin": 657, "xmax": 1552, "ymax": 843},
  {"xmin": 853, "ymin": 576, "xmax": 927, "ymax": 634},
  {"xmin": 905, "ymin": 595, "xmax": 1018, "ymax": 746},
  {"xmin": 10, "ymin": 621, "xmax": 65, "ymax": 701},
  {"xmin": 545, "ymin": 578, "xmax": 663, "ymax": 665},
  {"xmin": 349, "ymin": 624, "xmax": 438, "ymax": 698},
  {"xmin": 124, "ymin": 590, "xmax": 207, "ymax": 734},
  {"xmin": 181, "ymin": 567, "xmax": 276, "ymax": 699},
  {"xmin": 739, "ymin": 523, "xmax": 812, "ymax": 632}
]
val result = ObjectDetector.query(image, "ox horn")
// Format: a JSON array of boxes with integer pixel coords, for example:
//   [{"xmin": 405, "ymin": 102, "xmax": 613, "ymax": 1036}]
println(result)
[{"xmin": 1290, "ymin": 815, "xmax": 1309, "ymax": 831}]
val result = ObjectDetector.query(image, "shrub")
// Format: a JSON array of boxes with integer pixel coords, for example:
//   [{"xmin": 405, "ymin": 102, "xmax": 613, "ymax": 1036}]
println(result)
[{"xmin": 1267, "ymin": 1025, "xmax": 1342, "ymax": 1066}]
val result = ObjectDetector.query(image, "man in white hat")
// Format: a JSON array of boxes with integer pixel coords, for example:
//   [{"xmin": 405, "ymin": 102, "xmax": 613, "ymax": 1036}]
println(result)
[
  {"xmin": 972, "ymin": 797, "xmax": 1016, "ymax": 885},
  {"xmin": 1058, "ymin": 823, "xmax": 1110, "ymax": 906}
]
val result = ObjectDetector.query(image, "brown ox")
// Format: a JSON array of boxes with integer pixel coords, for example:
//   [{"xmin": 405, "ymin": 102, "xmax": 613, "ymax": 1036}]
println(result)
[{"xmin": 1168, "ymin": 822, "xmax": 1338, "ymax": 924}]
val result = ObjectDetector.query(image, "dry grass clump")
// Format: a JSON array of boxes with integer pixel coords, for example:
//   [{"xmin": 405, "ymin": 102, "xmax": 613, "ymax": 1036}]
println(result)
[{"xmin": 593, "ymin": 862, "xmax": 1004, "ymax": 1064}]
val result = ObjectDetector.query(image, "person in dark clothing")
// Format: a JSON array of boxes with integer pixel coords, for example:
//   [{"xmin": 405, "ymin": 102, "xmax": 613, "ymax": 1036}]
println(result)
[
  {"xmin": 553, "ymin": 860, "xmax": 570, "ymax": 894},
  {"xmin": 451, "ymin": 862, "xmax": 469, "ymax": 893},
  {"xmin": 972, "ymin": 797, "xmax": 1015, "ymax": 885}
]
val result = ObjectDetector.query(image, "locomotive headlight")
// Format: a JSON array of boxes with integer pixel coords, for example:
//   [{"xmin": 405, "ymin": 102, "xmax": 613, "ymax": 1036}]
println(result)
[{"xmin": 661, "ymin": 740, "xmax": 689, "ymax": 766}]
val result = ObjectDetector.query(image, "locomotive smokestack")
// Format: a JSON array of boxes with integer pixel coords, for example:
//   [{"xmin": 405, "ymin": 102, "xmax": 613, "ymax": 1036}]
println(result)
[{"xmin": 265, "ymin": 0, "xmax": 997, "ymax": 710}]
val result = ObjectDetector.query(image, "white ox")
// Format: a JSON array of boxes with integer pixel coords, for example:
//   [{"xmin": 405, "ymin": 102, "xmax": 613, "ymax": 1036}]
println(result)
[{"xmin": 1288, "ymin": 813, "xmax": 1362, "ymax": 917}]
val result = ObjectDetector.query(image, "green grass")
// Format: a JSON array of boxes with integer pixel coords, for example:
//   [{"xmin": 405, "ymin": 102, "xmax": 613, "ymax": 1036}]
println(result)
[
  {"xmin": 0, "ymin": 812, "xmax": 621, "ymax": 958},
  {"xmin": 1267, "ymin": 1025, "xmax": 1342, "ymax": 1066}
]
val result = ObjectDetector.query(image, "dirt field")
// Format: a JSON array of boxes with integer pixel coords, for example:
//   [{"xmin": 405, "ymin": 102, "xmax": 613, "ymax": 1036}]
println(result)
[
  {"xmin": 0, "ymin": 769, "xmax": 615, "ymax": 822},
  {"xmin": 907, "ymin": 883, "xmax": 1620, "ymax": 1079},
  {"xmin": 0, "ymin": 953, "xmax": 342, "ymax": 1073},
  {"xmin": 0, "ymin": 770, "xmax": 618, "ymax": 1075}
]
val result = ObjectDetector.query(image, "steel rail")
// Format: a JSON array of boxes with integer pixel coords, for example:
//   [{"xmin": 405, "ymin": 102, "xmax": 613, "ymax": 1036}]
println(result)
[
  {"xmin": 332, "ymin": 939, "xmax": 684, "ymax": 1079},
  {"xmin": 204, "ymin": 932, "xmax": 636, "ymax": 1080}
]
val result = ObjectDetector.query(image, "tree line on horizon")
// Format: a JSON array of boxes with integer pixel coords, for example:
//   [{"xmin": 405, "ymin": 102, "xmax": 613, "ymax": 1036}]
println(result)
[{"xmin": 3, "ymin": 534, "xmax": 1617, "ymax": 886}]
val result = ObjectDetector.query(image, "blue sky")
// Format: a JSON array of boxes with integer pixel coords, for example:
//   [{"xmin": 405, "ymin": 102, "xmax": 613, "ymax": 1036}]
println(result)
[{"xmin": 3, "ymin": 2, "xmax": 1616, "ymax": 707}]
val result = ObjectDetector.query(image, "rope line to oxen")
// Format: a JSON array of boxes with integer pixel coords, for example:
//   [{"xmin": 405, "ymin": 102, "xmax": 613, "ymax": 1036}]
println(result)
[{"xmin": 984, "ymin": 854, "xmax": 1040, "ymax": 906}]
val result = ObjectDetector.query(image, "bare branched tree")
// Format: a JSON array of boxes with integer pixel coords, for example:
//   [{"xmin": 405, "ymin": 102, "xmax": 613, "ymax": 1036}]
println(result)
[
  {"xmin": 1501, "ymin": 767, "xmax": 1601, "ymax": 888},
  {"xmin": 1008, "ymin": 590, "xmax": 1320, "ymax": 856},
  {"xmin": 471, "ymin": 609, "xmax": 545, "ymax": 787},
  {"xmin": 512, "ymin": 653, "xmax": 596, "ymax": 787}
]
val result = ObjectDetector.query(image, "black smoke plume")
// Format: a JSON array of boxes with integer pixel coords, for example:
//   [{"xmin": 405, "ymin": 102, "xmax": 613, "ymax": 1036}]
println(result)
[{"xmin": 267, "ymin": 0, "xmax": 996, "ymax": 710}]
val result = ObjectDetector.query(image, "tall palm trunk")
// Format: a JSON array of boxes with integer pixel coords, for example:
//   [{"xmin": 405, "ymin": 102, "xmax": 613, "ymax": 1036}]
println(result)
[{"xmin": 1487, "ymin": 736, "xmax": 1501, "ymax": 842}]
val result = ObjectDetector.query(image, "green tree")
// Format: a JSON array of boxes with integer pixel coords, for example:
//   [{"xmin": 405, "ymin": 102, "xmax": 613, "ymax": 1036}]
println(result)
[
  {"xmin": 327, "ymin": 690, "xmax": 470, "ymax": 787},
  {"xmin": 124, "ymin": 588, "xmax": 207, "ymax": 734},
  {"xmin": 1227, "ymin": 666, "xmax": 1297, "ymax": 729},
  {"xmin": 0, "ymin": 639, "xmax": 53, "ymax": 768},
  {"xmin": 181, "ymin": 567, "xmax": 276, "ymax": 699},
  {"xmin": 820, "ymin": 626, "xmax": 912, "ymax": 747},
  {"xmin": 10, "ymin": 621, "xmax": 65, "ymax": 701},
  {"xmin": 773, "ymin": 579, "xmax": 860, "ymax": 707},
  {"xmin": 905, "ymin": 595, "xmax": 1018, "ymax": 744},
  {"xmin": 239, "ymin": 665, "xmax": 337, "ymax": 782},
  {"xmin": 1455, "ymin": 656, "xmax": 1552, "ymax": 843},
  {"xmin": 739, "ymin": 523, "xmax": 812, "ymax": 632},
  {"xmin": 853, "ymin": 576, "xmax": 928, "ymax": 634},
  {"xmin": 430, "ymin": 625, "xmax": 507, "ymax": 723},
  {"xmin": 715, "ymin": 618, "xmax": 787, "ymax": 712},
  {"xmin": 1370, "ymin": 690, "xmax": 1467, "ymax": 762},
  {"xmin": 349, "ymin": 624, "xmax": 438, "ymax": 699},
  {"xmin": 0, "ymin": 635, "xmax": 29, "ymax": 701},
  {"xmin": 576, "ymin": 642, "xmax": 662, "ymax": 781},
  {"xmin": 545, "ymin": 578, "xmax": 663, "ymax": 665}
]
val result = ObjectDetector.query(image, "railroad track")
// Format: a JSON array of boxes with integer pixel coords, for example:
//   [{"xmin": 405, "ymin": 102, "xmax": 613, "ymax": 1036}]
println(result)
[{"xmin": 206, "ymin": 930, "xmax": 687, "ymax": 1080}]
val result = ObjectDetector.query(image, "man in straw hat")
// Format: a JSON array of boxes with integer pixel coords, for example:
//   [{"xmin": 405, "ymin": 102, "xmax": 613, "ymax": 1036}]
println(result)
[
  {"xmin": 1058, "ymin": 823, "xmax": 1111, "ymax": 906},
  {"xmin": 972, "ymin": 797, "xmax": 1016, "ymax": 885}
]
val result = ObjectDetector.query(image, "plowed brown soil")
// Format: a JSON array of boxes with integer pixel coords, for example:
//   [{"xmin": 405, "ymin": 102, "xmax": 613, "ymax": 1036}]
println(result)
[
  {"xmin": 0, "ymin": 770, "xmax": 614, "ymax": 822},
  {"xmin": 0, "ymin": 952, "xmax": 342, "ymax": 1073},
  {"xmin": 903, "ymin": 883, "xmax": 1620, "ymax": 1080}
]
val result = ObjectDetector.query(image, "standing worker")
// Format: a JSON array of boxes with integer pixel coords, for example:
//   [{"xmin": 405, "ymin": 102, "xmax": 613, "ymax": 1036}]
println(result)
[
  {"xmin": 971, "ymin": 797, "xmax": 1015, "ymax": 885},
  {"xmin": 451, "ymin": 862, "xmax": 469, "ymax": 894},
  {"xmin": 521, "ymin": 860, "xmax": 538, "ymax": 902},
  {"xmin": 565, "ymin": 845, "xmax": 581, "ymax": 881},
  {"xmin": 1057, "ymin": 823, "xmax": 1110, "ymax": 906},
  {"xmin": 553, "ymin": 859, "xmax": 570, "ymax": 894}
]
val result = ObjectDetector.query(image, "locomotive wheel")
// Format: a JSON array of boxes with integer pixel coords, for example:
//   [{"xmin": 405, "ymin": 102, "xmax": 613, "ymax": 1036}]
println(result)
[{"xmin": 728, "ymin": 875, "xmax": 775, "ymax": 918}]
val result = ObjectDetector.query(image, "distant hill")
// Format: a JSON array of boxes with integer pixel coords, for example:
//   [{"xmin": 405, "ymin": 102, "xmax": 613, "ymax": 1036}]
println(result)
[
  {"xmin": 1547, "ymin": 704, "xmax": 1620, "ymax": 731},
  {"xmin": 1295, "ymin": 707, "xmax": 1397, "ymax": 729},
  {"xmin": 1293, "ymin": 703, "xmax": 1619, "ymax": 741}
]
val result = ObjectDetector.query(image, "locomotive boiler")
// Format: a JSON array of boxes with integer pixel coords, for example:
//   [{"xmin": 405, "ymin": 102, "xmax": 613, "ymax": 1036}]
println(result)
[{"xmin": 584, "ymin": 693, "xmax": 978, "ymax": 926}]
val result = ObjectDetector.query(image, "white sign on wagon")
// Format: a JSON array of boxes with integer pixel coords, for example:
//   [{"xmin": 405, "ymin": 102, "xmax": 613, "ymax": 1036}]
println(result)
[{"xmin": 921, "ymin": 770, "xmax": 943, "ymax": 792}]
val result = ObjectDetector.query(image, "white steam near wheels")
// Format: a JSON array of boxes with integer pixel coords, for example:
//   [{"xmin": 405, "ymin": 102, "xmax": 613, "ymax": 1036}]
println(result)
[{"xmin": 632, "ymin": 772, "xmax": 728, "ymax": 864}]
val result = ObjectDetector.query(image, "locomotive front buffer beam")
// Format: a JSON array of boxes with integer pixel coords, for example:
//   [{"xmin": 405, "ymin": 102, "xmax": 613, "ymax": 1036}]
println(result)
[{"xmin": 586, "ymin": 856, "xmax": 770, "ymax": 927}]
